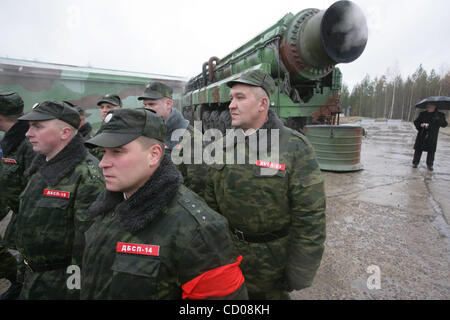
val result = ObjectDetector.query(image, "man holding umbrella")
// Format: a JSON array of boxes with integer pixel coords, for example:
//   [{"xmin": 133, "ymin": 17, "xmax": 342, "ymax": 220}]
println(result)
[{"xmin": 412, "ymin": 97, "xmax": 449, "ymax": 171}]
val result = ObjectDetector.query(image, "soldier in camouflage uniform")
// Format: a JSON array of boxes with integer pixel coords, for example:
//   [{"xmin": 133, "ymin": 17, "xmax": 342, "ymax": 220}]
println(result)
[
  {"xmin": 90, "ymin": 94, "xmax": 123, "ymax": 160},
  {"xmin": 64, "ymin": 101, "xmax": 93, "ymax": 140},
  {"xmin": 139, "ymin": 82, "xmax": 208, "ymax": 198},
  {"xmin": 204, "ymin": 70, "xmax": 326, "ymax": 300},
  {"xmin": 10, "ymin": 101, "xmax": 104, "ymax": 299},
  {"xmin": 81, "ymin": 108, "xmax": 247, "ymax": 299},
  {"xmin": 0, "ymin": 90, "xmax": 35, "ymax": 299},
  {"xmin": 97, "ymin": 94, "xmax": 122, "ymax": 121}
]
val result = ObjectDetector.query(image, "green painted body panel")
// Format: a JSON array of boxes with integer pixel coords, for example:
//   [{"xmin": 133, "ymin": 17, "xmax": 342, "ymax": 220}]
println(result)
[{"xmin": 0, "ymin": 58, "xmax": 186, "ymax": 131}]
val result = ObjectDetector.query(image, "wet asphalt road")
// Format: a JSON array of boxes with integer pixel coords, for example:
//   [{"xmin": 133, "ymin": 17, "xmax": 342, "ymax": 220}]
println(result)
[
  {"xmin": 2, "ymin": 120, "xmax": 449, "ymax": 299},
  {"xmin": 291, "ymin": 120, "xmax": 450, "ymax": 300}
]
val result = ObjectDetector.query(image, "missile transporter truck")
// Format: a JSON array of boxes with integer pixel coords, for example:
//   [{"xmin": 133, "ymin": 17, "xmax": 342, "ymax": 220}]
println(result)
[{"xmin": 181, "ymin": 0, "xmax": 368, "ymax": 134}]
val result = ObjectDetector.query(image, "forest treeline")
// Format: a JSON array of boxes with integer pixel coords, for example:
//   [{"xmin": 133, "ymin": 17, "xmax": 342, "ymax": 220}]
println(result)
[{"xmin": 340, "ymin": 64, "xmax": 450, "ymax": 121}]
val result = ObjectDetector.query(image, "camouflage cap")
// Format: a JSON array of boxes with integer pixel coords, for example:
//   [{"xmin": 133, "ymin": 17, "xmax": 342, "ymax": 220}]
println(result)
[
  {"xmin": 226, "ymin": 69, "xmax": 276, "ymax": 96},
  {"xmin": 63, "ymin": 100, "xmax": 85, "ymax": 116},
  {"xmin": 97, "ymin": 94, "xmax": 122, "ymax": 107},
  {"xmin": 138, "ymin": 81, "xmax": 173, "ymax": 100},
  {"xmin": 0, "ymin": 90, "xmax": 24, "ymax": 116},
  {"xmin": 18, "ymin": 101, "xmax": 81, "ymax": 128},
  {"xmin": 85, "ymin": 108, "xmax": 166, "ymax": 148}
]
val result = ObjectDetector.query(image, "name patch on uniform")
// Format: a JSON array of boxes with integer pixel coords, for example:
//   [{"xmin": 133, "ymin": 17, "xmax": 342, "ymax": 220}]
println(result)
[
  {"xmin": 256, "ymin": 160, "xmax": 285, "ymax": 171},
  {"xmin": 43, "ymin": 189, "xmax": 70, "ymax": 199},
  {"xmin": 116, "ymin": 242, "xmax": 160, "ymax": 256},
  {"xmin": 2, "ymin": 158, "xmax": 17, "ymax": 164}
]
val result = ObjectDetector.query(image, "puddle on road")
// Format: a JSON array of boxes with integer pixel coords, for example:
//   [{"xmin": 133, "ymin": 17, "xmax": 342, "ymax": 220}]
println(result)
[
  {"xmin": 313, "ymin": 121, "xmax": 450, "ymax": 299},
  {"xmin": 383, "ymin": 153, "xmax": 413, "ymax": 161}
]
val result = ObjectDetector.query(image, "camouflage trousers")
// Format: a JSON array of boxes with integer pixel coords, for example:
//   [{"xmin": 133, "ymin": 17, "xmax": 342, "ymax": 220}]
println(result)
[
  {"xmin": 0, "ymin": 235, "xmax": 17, "ymax": 283},
  {"xmin": 231, "ymin": 234, "xmax": 291, "ymax": 300}
]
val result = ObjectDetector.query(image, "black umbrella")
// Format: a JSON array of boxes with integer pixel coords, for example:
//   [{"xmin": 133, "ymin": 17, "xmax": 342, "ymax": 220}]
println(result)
[{"xmin": 415, "ymin": 96, "xmax": 450, "ymax": 110}]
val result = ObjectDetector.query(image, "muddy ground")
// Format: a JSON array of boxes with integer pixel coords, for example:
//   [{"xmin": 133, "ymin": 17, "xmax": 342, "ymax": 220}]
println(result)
[
  {"xmin": 1, "ymin": 120, "xmax": 449, "ymax": 299},
  {"xmin": 291, "ymin": 120, "xmax": 450, "ymax": 300}
]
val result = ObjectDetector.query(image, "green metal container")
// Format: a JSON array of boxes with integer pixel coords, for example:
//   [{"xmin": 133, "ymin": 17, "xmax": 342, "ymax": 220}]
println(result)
[{"xmin": 304, "ymin": 125, "xmax": 364, "ymax": 172}]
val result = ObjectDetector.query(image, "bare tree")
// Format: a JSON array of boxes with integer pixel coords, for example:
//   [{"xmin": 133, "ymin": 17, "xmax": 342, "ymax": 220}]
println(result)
[
  {"xmin": 438, "ymin": 63, "xmax": 449, "ymax": 96},
  {"xmin": 387, "ymin": 63, "xmax": 400, "ymax": 119},
  {"xmin": 342, "ymin": 63, "xmax": 447, "ymax": 121}
]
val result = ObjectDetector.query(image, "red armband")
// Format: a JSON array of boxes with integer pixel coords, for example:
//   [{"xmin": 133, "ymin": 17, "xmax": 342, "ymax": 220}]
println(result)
[{"xmin": 182, "ymin": 255, "xmax": 244, "ymax": 299}]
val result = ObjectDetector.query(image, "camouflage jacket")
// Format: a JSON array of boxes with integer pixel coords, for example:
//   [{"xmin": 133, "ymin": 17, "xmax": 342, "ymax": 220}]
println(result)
[
  {"xmin": 79, "ymin": 122, "xmax": 105, "ymax": 162},
  {"xmin": 0, "ymin": 121, "xmax": 35, "ymax": 219},
  {"xmin": 11, "ymin": 134, "xmax": 104, "ymax": 299},
  {"xmin": 81, "ymin": 155, "xmax": 247, "ymax": 300},
  {"xmin": 85, "ymin": 124, "xmax": 104, "ymax": 161},
  {"xmin": 204, "ymin": 109, "xmax": 326, "ymax": 292},
  {"xmin": 169, "ymin": 123, "xmax": 209, "ymax": 199},
  {"xmin": 88, "ymin": 147, "xmax": 104, "ymax": 161}
]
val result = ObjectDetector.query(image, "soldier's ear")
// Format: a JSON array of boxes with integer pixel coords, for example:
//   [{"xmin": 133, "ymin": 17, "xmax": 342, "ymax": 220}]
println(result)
[
  {"xmin": 60, "ymin": 126, "xmax": 73, "ymax": 140},
  {"xmin": 148, "ymin": 144, "xmax": 163, "ymax": 167},
  {"xmin": 259, "ymin": 96, "xmax": 269, "ymax": 113},
  {"xmin": 166, "ymin": 98, "xmax": 173, "ymax": 109}
]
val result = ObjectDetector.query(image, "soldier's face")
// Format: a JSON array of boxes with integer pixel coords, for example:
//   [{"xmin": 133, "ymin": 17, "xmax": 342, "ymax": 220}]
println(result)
[
  {"xmin": 26, "ymin": 120, "xmax": 65, "ymax": 158},
  {"xmin": 100, "ymin": 103, "xmax": 121, "ymax": 120},
  {"xmin": 229, "ymin": 84, "xmax": 266, "ymax": 130},
  {"xmin": 143, "ymin": 98, "xmax": 172, "ymax": 121},
  {"xmin": 99, "ymin": 139, "xmax": 157, "ymax": 197}
]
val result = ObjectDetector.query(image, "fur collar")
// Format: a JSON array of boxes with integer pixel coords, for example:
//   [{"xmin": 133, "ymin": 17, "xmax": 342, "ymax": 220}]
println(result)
[
  {"xmin": 165, "ymin": 108, "xmax": 189, "ymax": 149},
  {"xmin": 85, "ymin": 154, "xmax": 183, "ymax": 233},
  {"xmin": 24, "ymin": 134, "xmax": 88, "ymax": 185},
  {"xmin": 0, "ymin": 121, "xmax": 29, "ymax": 156},
  {"xmin": 78, "ymin": 122, "xmax": 93, "ymax": 139}
]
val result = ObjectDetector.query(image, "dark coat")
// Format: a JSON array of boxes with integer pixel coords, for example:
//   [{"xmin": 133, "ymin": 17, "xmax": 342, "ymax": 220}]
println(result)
[
  {"xmin": 0, "ymin": 121, "xmax": 35, "ymax": 218},
  {"xmin": 13, "ymin": 134, "xmax": 105, "ymax": 299},
  {"xmin": 413, "ymin": 110, "xmax": 448, "ymax": 152},
  {"xmin": 81, "ymin": 155, "xmax": 247, "ymax": 300},
  {"xmin": 78, "ymin": 122, "xmax": 93, "ymax": 140}
]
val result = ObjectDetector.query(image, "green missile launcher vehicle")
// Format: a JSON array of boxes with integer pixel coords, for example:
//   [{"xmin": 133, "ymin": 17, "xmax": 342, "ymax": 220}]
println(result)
[{"xmin": 181, "ymin": 0, "xmax": 368, "ymax": 133}]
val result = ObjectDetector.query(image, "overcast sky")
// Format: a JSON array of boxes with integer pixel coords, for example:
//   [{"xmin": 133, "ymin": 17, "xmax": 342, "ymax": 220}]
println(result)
[{"xmin": 1, "ymin": 0, "xmax": 449, "ymax": 90}]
